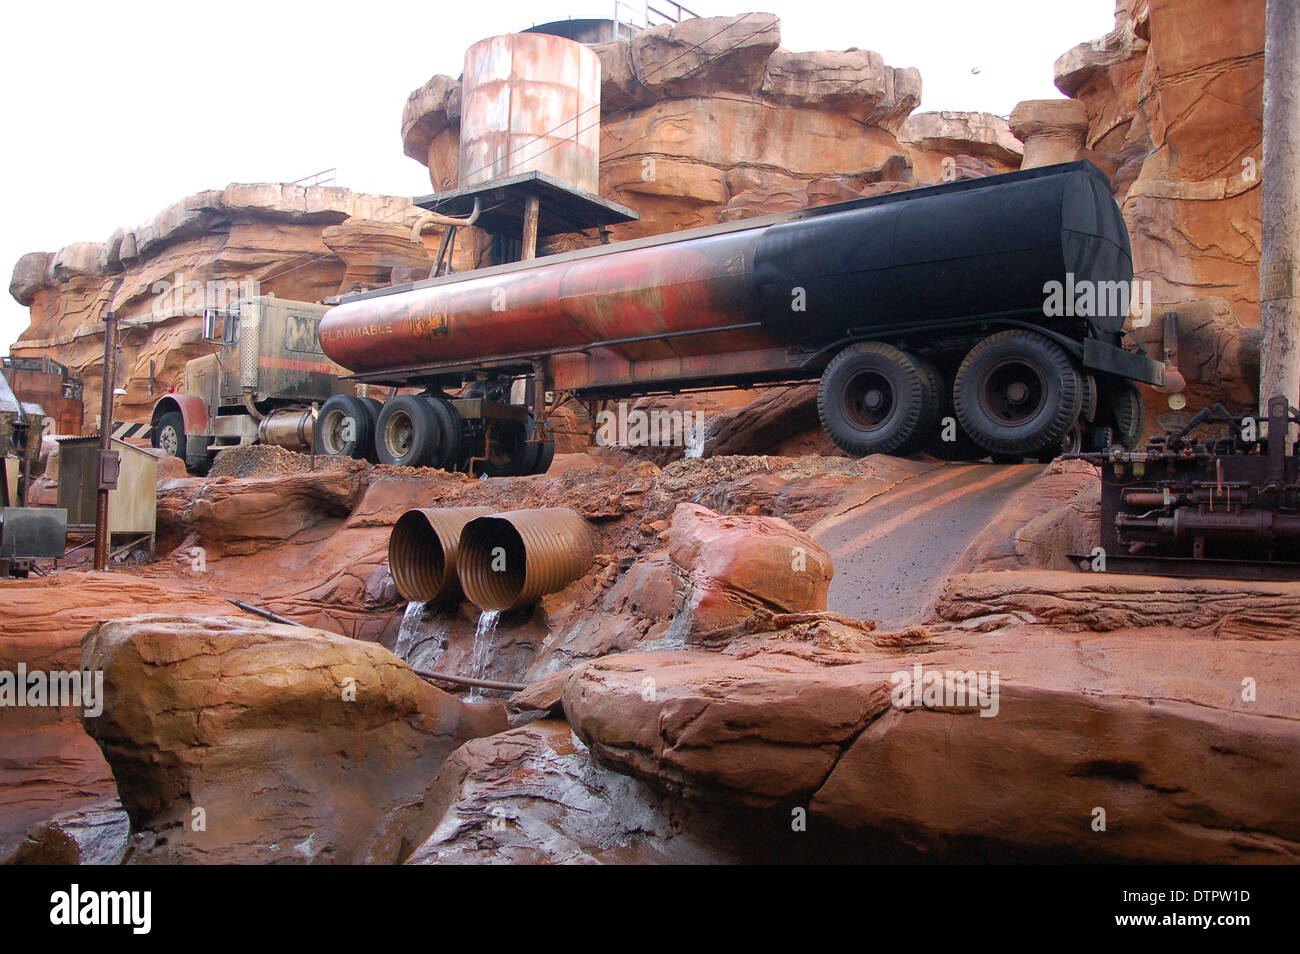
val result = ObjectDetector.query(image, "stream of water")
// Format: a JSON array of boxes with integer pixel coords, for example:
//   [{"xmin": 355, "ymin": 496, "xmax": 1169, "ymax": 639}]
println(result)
[
  {"xmin": 685, "ymin": 415, "xmax": 708, "ymax": 459},
  {"xmin": 466, "ymin": 609, "xmax": 501, "ymax": 701}
]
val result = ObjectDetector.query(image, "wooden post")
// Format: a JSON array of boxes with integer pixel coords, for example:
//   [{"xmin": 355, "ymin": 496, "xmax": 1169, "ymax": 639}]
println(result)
[
  {"xmin": 521, "ymin": 194, "xmax": 540, "ymax": 261},
  {"xmin": 1259, "ymin": 0, "xmax": 1300, "ymax": 417}
]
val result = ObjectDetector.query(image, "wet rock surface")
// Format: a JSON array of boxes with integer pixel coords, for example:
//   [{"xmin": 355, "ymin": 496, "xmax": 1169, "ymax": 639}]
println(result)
[
  {"xmin": 81, "ymin": 614, "xmax": 505, "ymax": 863},
  {"xmin": 5, "ymin": 443, "xmax": 1299, "ymax": 864}
]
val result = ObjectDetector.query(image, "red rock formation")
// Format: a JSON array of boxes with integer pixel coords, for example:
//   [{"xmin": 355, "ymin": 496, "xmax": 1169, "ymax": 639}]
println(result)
[
  {"xmin": 401, "ymin": 13, "xmax": 1020, "ymax": 254},
  {"xmin": 667, "ymin": 503, "xmax": 834, "ymax": 641},
  {"xmin": 81, "ymin": 614, "xmax": 505, "ymax": 863},
  {"xmin": 1052, "ymin": 0, "xmax": 1266, "ymax": 421},
  {"xmin": 7, "ymin": 185, "xmax": 435, "ymax": 427},
  {"xmin": 0, "ymin": 572, "xmax": 241, "ymax": 859}
]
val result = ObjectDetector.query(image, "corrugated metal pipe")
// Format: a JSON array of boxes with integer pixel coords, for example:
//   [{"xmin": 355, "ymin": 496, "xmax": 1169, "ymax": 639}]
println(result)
[
  {"xmin": 389, "ymin": 506, "xmax": 495, "ymax": 604},
  {"xmin": 457, "ymin": 508, "xmax": 597, "ymax": 611}
]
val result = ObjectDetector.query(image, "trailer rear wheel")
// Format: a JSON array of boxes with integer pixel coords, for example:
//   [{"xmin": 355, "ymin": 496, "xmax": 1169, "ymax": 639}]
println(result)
[
  {"xmin": 818, "ymin": 342, "xmax": 929, "ymax": 456},
  {"xmin": 1100, "ymin": 379, "xmax": 1146, "ymax": 448},
  {"xmin": 376, "ymin": 395, "xmax": 441, "ymax": 467},
  {"xmin": 910, "ymin": 354, "xmax": 980, "ymax": 460},
  {"xmin": 953, "ymin": 330, "xmax": 1082, "ymax": 456},
  {"xmin": 316, "ymin": 395, "xmax": 374, "ymax": 460},
  {"xmin": 360, "ymin": 397, "xmax": 383, "ymax": 462},
  {"xmin": 424, "ymin": 395, "xmax": 463, "ymax": 471}
]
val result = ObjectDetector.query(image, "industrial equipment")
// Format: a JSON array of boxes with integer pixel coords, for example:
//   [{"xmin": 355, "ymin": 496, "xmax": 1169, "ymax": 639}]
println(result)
[
  {"xmin": 148, "ymin": 296, "xmax": 354, "ymax": 473},
  {"xmin": 1068, "ymin": 396, "xmax": 1300, "ymax": 580},
  {"xmin": 56, "ymin": 436, "xmax": 157, "ymax": 564},
  {"xmin": 0, "ymin": 371, "xmax": 66, "ymax": 576},
  {"xmin": 319, "ymin": 161, "xmax": 1165, "ymax": 470},
  {"xmin": 1, "ymin": 355, "xmax": 83, "ymax": 436}
]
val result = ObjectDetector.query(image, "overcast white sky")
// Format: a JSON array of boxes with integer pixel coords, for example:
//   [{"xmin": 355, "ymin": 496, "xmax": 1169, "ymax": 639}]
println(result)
[{"xmin": 0, "ymin": 0, "xmax": 1116, "ymax": 354}]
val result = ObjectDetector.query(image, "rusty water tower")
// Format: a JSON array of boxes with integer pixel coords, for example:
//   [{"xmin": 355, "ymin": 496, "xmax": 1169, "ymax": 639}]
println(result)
[
  {"xmin": 409, "ymin": 28, "xmax": 637, "ymax": 270},
  {"xmin": 459, "ymin": 32, "xmax": 601, "ymax": 194}
]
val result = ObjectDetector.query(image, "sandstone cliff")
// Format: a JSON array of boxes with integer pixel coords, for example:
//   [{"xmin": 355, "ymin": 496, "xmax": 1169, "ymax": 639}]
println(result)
[
  {"xmin": 8, "ymin": 185, "xmax": 437, "ymax": 427},
  {"xmin": 1050, "ymin": 0, "xmax": 1265, "ymax": 419}
]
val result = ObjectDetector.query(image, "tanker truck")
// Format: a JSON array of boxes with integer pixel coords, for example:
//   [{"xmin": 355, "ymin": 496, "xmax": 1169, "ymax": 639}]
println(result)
[{"xmin": 316, "ymin": 161, "xmax": 1166, "ymax": 473}]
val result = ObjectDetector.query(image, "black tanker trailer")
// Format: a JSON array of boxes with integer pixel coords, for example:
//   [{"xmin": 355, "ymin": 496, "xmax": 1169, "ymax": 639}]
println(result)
[{"xmin": 318, "ymin": 160, "xmax": 1165, "ymax": 473}]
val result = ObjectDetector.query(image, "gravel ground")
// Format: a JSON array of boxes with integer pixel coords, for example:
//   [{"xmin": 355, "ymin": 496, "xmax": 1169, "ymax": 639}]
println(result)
[{"xmin": 207, "ymin": 444, "xmax": 368, "ymax": 479}]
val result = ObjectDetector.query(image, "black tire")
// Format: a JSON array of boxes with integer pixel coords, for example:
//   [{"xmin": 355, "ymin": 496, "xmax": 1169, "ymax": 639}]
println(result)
[
  {"xmin": 1087, "ymin": 425, "xmax": 1115, "ymax": 453},
  {"xmin": 424, "ymin": 395, "xmax": 463, "ymax": 471},
  {"xmin": 1080, "ymin": 373, "xmax": 1098, "ymax": 424},
  {"xmin": 316, "ymin": 395, "xmax": 374, "ymax": 460},
  {"xmin": 1037, "ymin": 421, "xmax": 1085, "ymax": 462},
  {"xmin": 1101, "ymin": 380, "xmax": 1146, "ymax": 448},
  {"xmin": 533, "ymin": 437, "xmax": 556, "ymax": 475},
  {"xmin": 953, "ymin": 330, "xmax": 1083, "ymax": 456},
  {"xmin": 360, "ymin": 397, "xmax": 383, "ymax": 462},
  {"xmin": 375, "ymin": 394, "xmax": 441, "ymax": 467},
  {"xmin": 901, "ymin": 353, "xmax": 945, "ymax": 456},
  {"xmin": 817, "ymin": 342, "xmax": 929, "ymax": 456},
  {"xmin": 919, "ymin": 358, "xmax": 985, "ymax": 461},
  {"xmin": 151, "ymin": 411, "xmax": 186, "ymax": 460}
]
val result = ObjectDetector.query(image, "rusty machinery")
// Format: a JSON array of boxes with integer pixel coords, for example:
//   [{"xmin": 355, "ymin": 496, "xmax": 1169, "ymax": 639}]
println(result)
[
  {"xmin": 1068, "ymin": 396, "xmax": 1300, "ymax": 580},
  {"xmin": 0, "ymin": 371, "xmax": 66, "ymax": 577}
]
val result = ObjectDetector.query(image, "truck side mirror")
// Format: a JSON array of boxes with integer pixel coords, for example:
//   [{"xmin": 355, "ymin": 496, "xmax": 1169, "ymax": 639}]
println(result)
[{"xmin": 202, "ymin": 309, "xmax": 218, "ymax": 340}]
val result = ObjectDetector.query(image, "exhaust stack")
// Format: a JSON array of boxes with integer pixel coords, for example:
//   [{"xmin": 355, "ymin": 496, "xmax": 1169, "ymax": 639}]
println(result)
[
  {"xmin": 458, "ymin": 508, "xmax": 597, "ymax": 611},
  {"xmin": 389, "ymin": 506, "xmax": 495, "ymax": 604}
]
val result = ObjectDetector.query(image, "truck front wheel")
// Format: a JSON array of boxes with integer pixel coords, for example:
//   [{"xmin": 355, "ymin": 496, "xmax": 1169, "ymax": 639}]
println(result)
[{"xmin": 152, "ymin": 412, "xmax": 186, "ymax": 460}]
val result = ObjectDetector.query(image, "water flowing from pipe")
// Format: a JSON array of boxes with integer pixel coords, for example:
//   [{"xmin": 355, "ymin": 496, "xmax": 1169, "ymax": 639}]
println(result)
[
  {"xmin": 466, "ymin": 609, "xmax": 501, "ymax": 701},
  {"xmin": 685, "ymin": 414, "xmax": 708, "ymax": 459}
]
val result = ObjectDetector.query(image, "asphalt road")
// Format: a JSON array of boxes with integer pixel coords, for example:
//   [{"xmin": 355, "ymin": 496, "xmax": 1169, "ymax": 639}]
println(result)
[{"xmin": 812, "ymin": 462, "xmax": 1043, "ymax": 628}]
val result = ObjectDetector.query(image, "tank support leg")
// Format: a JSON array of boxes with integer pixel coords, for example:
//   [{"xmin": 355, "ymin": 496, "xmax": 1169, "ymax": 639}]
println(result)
[{"xmin": 531, "ymin": 359, "xmax": 550, "ymax": 441}]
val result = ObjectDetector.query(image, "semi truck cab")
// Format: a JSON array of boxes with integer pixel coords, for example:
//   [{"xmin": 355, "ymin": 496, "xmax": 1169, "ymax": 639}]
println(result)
[{"xmin": 150, "ymin": 296, "xmax": 354, "ymax": 472}]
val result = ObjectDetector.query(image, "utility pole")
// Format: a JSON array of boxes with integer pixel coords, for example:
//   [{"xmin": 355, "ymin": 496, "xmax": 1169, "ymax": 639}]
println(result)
[
  {"xmin": 93, "ymin": 310, "xmax": 117, "ymax": 571},
  {"xmin": 1259, "ymin": 0, "xmax": 1300, "ymax": 415}
]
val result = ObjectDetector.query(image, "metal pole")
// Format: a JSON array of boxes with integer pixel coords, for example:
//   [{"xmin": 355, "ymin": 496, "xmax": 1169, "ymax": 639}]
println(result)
[
  {"xmin": 1259, "ymin": 0, "xmax": 1300, "ymax": 425},
  {"xmin": 93, "ymin": 311, "xmax": 116, "ymax": 571}
]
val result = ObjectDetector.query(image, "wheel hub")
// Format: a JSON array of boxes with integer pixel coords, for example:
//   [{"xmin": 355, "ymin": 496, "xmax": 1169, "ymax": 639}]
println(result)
[
  {"xmin": 844, "ymin": 371, "xmax": 895, "ymax": 429},
  {"xmin": 386, "ymin": 413, "xmax": 414, "ymax": 456},
  {"xmin": 982, "ymin": 360, "xmax": 1045, "ymax": 425}
]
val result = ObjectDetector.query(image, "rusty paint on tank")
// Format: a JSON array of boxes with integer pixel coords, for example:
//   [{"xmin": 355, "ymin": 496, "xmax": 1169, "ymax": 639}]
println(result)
[
  {"xmin": 459, "ymin": 33, "xmax": 601, "ymax": 193},
  {"xmin": 318, "ymin": 226, "xmax": 779, "ymax": 374}
]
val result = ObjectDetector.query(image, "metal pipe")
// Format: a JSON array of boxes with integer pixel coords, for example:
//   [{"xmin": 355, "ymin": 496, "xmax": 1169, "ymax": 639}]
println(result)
[
  {"xmin": 225, "ymin": 597, "xmax": 304, "ymax": 627},
  {"xmin": 242, "ymin": 388, "xmax": 265, "ymax": 421},
  {"xmin": 409, "ymin": 199, "xmax": 481, "ymax": 244},
  {"xmin": 388, "ymin": 506, "xmax": 494, "ymax": 603},
  {"xmin": 93, "ymin": 311, "xmax": 117, "ymax": 572},
  {"xmin": 457, "ymin": 507, "xmax": 597, "ymax": 611},
  {"xmin": 521, "ymin": 194, "xmax": 540, "ymax": 261},
  {"xmin": 411, "ymin": 669, "xmax": 525, "ymax": 692}
]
